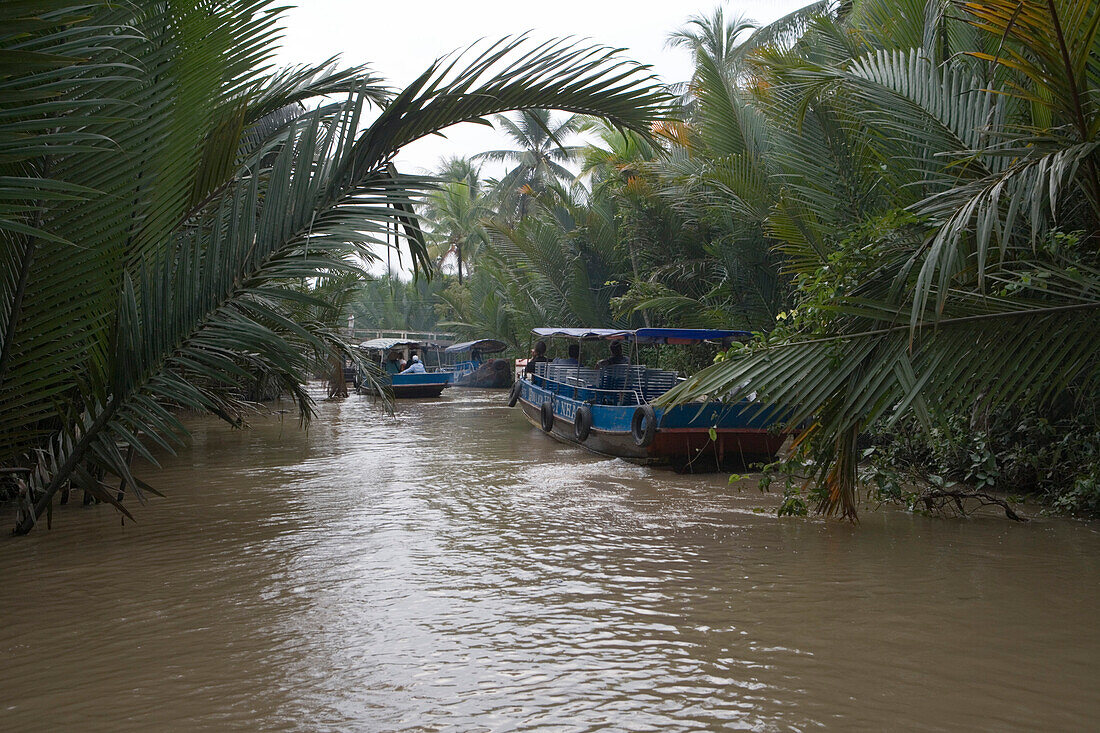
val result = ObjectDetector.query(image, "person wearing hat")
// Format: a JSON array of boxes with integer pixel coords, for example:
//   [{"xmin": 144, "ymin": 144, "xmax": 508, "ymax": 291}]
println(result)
[{"xmin": 398, "ymin": 354, "xmax": 426, "ymax": 374}]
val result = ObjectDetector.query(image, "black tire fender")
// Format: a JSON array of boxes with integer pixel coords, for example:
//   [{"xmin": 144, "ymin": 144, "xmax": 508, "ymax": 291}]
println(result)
[
  {"xmin": 631, "ymin": 404, "xmax": 657, "ymax": 447},
  {"xmin": 574, "ymin": 404, "xmax": 592, "ymax": 442},
  {"xmin": 540, "ymin": 398, "xmax": 555, "ymax": 432},
  {"xmin": 507, "ymin": 380, "xmax": 523, "ymax": 407}
]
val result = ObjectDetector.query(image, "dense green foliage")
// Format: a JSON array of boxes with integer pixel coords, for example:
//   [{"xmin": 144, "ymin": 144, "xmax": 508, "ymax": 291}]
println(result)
[
  {"xmin": 866, "ymin": 408, "xmax": 1100, "ymax": 518},
  {"xmin": 351, "ymin": 276, "xmax": 448, "ymax": 333},
  {"xmin": 414, "ymin": 0, "xmax": 1100, "ymax": 518},
  {"xmin": 658, "ymin": 0, "xmax": 1100, "ymax": 519},
  {"xmin": 0, "ymin": 2, "xmax": 669, "ymax": 533}
]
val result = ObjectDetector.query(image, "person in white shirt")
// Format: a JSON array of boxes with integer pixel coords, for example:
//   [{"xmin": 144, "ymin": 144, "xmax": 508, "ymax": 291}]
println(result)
[{"xmin": 399, "ymin": 354, "xmax": 426, "ymax": 374}]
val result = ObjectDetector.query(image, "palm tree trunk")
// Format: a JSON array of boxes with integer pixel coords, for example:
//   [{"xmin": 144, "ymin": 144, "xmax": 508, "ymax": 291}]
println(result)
[
  {"xmin": 629, "ymin": 241, "xmax": 651, "ymax": 327},
  {"xmin": 327, "ymin": 355, "xmax": 348, "ymax": 398},
  {"xmin": 625, "ymin": 215, "xmax": 650, "ymax": 327}
]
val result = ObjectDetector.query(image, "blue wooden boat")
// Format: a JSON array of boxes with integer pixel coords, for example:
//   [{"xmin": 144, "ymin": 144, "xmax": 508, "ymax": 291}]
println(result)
[
  {"xmin": 355, "ymin": 338, "xmax": 450, "ymax": 398},
  {"xmin": 510, "ymin": 327, "xmax": 793, "ymax": 469},
  {"xmin": 441, "ymin": 338, "xmax": 511, "ymax": 388}
]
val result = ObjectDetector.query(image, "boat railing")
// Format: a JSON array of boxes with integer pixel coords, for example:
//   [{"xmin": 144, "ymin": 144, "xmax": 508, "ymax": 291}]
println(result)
[
  {"xmin": 537, "ymin": 376, "xmax": 644, "ymax": 406},
  {"xmin": 438, "ymin": 359, "xmax": 477, "ymax": 378},
  {"xmin": 530, "ymin": 361, "xmax": 681, "ymax": 406},
  {"xmin": 642, "ymin": 368, "xmax": 678, "ymax": 401}
]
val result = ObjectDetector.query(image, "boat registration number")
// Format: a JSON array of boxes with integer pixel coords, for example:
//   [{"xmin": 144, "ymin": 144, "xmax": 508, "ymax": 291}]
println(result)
[
  {"xmin": 555, "ymin": 399, "xmax": 577, "ymax": 422},
  {"xmin": 523, "ymin": 383, "xmax": 578, "ymax": 422}
]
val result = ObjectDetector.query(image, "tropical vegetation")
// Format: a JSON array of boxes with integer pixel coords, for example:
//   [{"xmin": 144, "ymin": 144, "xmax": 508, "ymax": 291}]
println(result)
[
  {"xmin": 0, "ymin": 1, "xmax": 667, "ymax": 533},
  {"xmin": 657, "ymin": 0, "xmax": 1100, "ymax": 520},
  {"xmin": 413, "ymin": 0, "xmax": 1100, "ymax": 519},
  {"xmin": 7, "ymin": 0, "xmax": 1099, "ymax": 533}
]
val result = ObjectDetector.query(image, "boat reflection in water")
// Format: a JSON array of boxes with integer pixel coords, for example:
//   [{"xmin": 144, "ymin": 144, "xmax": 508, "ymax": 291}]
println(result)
[
  {"xmin": 354, "ymin": 337, "xmax": 450, "ymax": 398},
  {"xmin": 511, "ymin": 327, "xmax": 793, "ymax": 470}
]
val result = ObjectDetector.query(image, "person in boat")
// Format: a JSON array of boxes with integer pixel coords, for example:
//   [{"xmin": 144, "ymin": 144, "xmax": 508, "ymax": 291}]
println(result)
[
  {"xmin": 552, "ymin": 343, "xmax": 581, "ymax": 366},
  {"xmin": 384, "ymin": 351, "xmax": 402, "ymax": 375},
  {"xmin": 596, "ymin": 341, "xmax": 629, "ymax": 369},
  {"xmin": 524, "ymin": 340, "xmax": 549, "ymax": 375},
  {"xmin": 399, "ymin": 354, "xmax": 426, "ymax": 374}
]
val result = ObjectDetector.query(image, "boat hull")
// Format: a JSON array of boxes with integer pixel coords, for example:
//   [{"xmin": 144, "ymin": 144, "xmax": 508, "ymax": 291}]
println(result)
[
  {"xmin": 356, "ymin": 372, "xmax": 450, "ymax": 398},
  {"xmin": 516, "ymin": 379, "xmax": 787, "ymax": 469}
]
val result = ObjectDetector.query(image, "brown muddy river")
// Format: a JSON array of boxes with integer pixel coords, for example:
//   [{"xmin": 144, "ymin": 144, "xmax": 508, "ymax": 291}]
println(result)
[{"xmin": 2, "ymin": 387, "xmax": 1099, "ymax": 731}]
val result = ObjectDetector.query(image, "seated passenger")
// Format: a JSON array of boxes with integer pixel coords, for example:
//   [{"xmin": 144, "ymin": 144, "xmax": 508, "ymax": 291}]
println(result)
[
  {"xmin": 596, "ymin": 341, "xmax": 629, "ymax": 368},
  {"xmin": 524, "ymin": 340, "xmax": 550, "ymax": 375},
  {"xmin": 399, "ymin": 354, "xmax": 426, "ymax": 374},
  {"xmin": 384, "ymin": 352, "xmax": 402, "ymax": 375},
  {"xmin": 552, "ymin": 343, "xmax": 581, "ymax": 366}
]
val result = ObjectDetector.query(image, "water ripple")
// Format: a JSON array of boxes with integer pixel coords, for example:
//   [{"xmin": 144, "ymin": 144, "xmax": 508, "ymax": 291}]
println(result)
[{"xmin": 1, "ymin": 387, "xmax": 1099, "ymax": 731}]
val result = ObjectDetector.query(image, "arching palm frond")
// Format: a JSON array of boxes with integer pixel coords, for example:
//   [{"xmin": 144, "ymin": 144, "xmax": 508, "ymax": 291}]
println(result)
[
  {"xmin": 663, "ymin": 0, "xmax": 1100, "ymax": 520},
  {"xmin": 3, "ymin": 14, "xmax": 671, "ymax": 533}
]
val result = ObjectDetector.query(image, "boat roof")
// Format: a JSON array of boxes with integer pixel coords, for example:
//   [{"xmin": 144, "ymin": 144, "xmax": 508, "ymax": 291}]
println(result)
[
  {"xmin": 633, "ymin": 328, "xmax": 751, "ymax": 344},
  {"xmin": 358, "ymin": 337, "xmax": 423, "ymax": 351},
  {"xmin": 531, "ymin": 327, "xmax": 630, "ymax": 340},
  {"xmin": 531, "ymin": 327, "xmax": 750, "ymax": 344},
  {"xmin": 444, "ymin": 338, "xmax": 508, "ymax": 354}
]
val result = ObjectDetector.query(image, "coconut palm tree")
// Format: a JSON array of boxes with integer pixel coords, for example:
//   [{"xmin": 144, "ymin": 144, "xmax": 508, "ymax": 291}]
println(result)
[
  {"xmin": 667, "ymin": 5, "xmax": 757, "ymax": 78},
  {"xmin": 475, "ymin": 109, "xmax": 583, "ymax": 219},
  {"xmin": 0, "ymin": 3, "xmax": 669, "ymax": 533},
  {"xmin": 351, "ymin": 275, "xmax": 448, "ymax": 333},
  {"xmin": 436, "ymin": 156, "xmax": 483, "ymax": 192},
  {"xmin": 423, "ymin": 160, "xmax": 490, "ymax": 283}
]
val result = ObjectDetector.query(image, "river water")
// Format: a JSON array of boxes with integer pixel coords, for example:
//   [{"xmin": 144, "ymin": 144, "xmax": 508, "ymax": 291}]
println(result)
[{"xmin": 2, "ymin": 388, "xmax": 1098, "ymax": 731}]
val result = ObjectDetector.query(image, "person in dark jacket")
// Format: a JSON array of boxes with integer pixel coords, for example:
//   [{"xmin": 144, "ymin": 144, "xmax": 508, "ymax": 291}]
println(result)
[
  {"xmin": 553, "ymin": 343, "xmax": 581, "ymax": 365},
  {"xmin": 524, "ymin": 340, "xmax": 549, "ymax": 375},
  {"xmin": 596, "ymin": 341, "xmax": 629, "ymax": 368}
]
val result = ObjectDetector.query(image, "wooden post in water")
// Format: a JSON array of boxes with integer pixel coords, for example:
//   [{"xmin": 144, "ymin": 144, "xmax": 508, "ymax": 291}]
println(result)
[{"xmin": 117, "ymin": 444, "xmax": 135, "ymax": 502}]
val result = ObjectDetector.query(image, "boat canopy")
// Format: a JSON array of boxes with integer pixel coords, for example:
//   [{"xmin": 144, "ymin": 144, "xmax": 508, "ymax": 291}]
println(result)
[
  {"xmin": 632, "ymin": 328, "xmax": 751, "ymax": 344},
  {"xmin": 531, "ymin": 327, "xmax": 749, "ymax": 344},
  {"xmin": 358, "ymin": 337, "xmax": 423, "ymax": 351},
  {"xmin": 444, "ymin": 338, "xmax": 508, "ymax": 354},
  {"xmin": 531, "ymin": 327, "xmax": 631, "ymax": 340}
]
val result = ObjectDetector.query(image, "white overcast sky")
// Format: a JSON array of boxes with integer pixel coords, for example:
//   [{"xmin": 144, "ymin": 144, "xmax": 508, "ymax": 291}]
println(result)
[{"xmin": 276, "ymin": 0, "xmax": 811, "ymax": 175}]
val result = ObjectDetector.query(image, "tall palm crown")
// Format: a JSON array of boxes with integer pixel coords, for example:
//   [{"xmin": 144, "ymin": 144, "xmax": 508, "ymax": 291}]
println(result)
[
  {"xmin": 475, "ymin": 109, "xmax": 582, "ymax": 219},
  {"xmin": 423, "ymin": 159, "xmax": 490, "ymax": 284},
  {"xmin": 667, "ymin": 6, "xmax": 757, "ymax": 78},
  {"xmin": 435, "ymin": 156, "xmax": 482, "ymax": 194}
]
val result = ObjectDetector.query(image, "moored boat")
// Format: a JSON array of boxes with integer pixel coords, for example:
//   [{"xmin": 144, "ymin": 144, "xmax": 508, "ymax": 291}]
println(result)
[
  {"xmin": 441, "ymin": 338, "xmax": 512, "ymax": 388},
  {"xmin": 510, "ymin": 327, "xmax": 793, "ymax": 470},
  {"xmin": 355, "ymin": 338, "xmax": 450, "ymax": 398}
]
